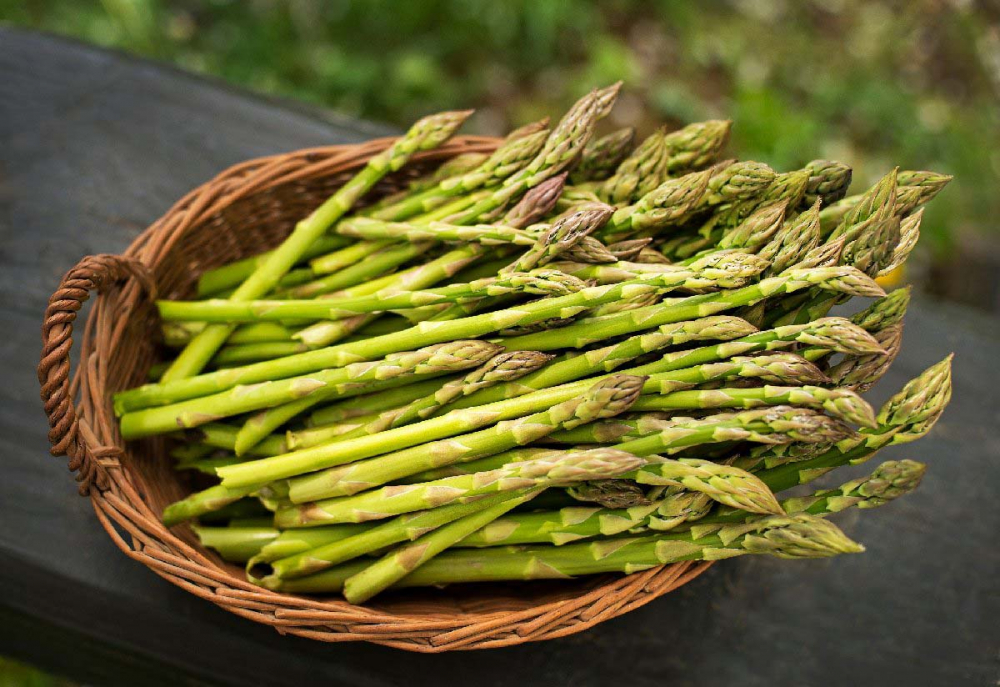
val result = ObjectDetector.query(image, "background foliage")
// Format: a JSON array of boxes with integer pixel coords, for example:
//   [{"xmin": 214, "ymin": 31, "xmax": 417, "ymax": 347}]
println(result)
[{"xmin": 1, "ymin": 0, "xmax": 998, "ymax": 302}]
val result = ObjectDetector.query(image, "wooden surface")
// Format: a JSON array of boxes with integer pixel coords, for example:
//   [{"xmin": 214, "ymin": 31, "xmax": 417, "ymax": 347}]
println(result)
[{"xmin": 1, "ymin": 28, "xmax": 998, "ymax": 687}]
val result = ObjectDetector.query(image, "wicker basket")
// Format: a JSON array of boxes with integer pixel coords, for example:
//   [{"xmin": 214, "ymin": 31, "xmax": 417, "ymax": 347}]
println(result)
[{"xmin": 37, "ymin": 135, "xmax": 712, "ymax": 651}]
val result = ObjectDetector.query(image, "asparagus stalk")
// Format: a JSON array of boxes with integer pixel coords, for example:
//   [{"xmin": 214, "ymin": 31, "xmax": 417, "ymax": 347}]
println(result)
[
  {"xmin": 687, "ymin": 459, "xmax": 927, "ymax": 533},
  {"xmin": 196, "ymin": 235, "xmax": 350, "ymax": 297},
  {"xmin": 605, "ymin": 238, "xmax": 652, "ymax": 261},
  {"xmin": 457, "ymin": 488, "xmax": 711, "ymax": 547},
  {"xmin": 599, "ymin": 168, "xmax": 713, "ymax": 242},
  {"xmin": 566, "ymin": 479, "xmax": 650, "ymax": 508},
  {"xmin": 255, "ymin": 489, "xmax": 540, "ymax": 585},
  {"xmin": 569, "ymin": 127, "xmax": 636, "ymax": 183},
  {"xmin": 501, "ymin": 202, "xmax": 613, "ymax": 273},
  {"xmin": 270, "ymin": 513, "xmax": 862, "ymax": 593},
  {"xmin": 121, "ymin": 340, "xmax": 501, "ymax": 438},
  {"xmin": 341, "ymin": 489, "xmax": 542, "ymax": 603},
  {"xmin": 801, "ymin": 160, "xmax": 853, "ymax": 208},
  {"xmin": 191, "ymin": 525, "xmax": 278, "ymax": 563},
  {"xmin": 275, "ymin": 447, "xmax": 645, "ymax": 527},
  {"xmin": 285, "ymin": 351, "xmax": 555, "ymax": 450},
  {"xmin": 613, "ymin": 406, "xmax": 856, "ymax": 458},
  {"xmin": 335, "ymin": 217, "xmax": 539, "ymax": 246},
  {"xmin": 498, "ymin": 269, "xmax": 882, "ymax": 353},
  {"xmin": 757, "ymin": 200, "xmax": 822, "ymax": 276},
  {"xmin": 284, "ymin": 374, "xmax": 646, "ymax": 502},
  {"xmin": 446, "ymin": 84, "xmax": 621, "ymax": 225},
  {"xmin": 631, "ymin": 458, "xmax": 782, "ymax": 514},
  {"xmin": 448, "ymin": 316, "xmax": 758, "ymax": 409},
  {"xmin": 878, "ymin": 209, "xmax": 923, "ymax": 277},
  {"xmin": 134, "ymin": 269, "xmax": 883, "ymax": 490},
  {"xmin": 307, "ymin": 376, "xmax": 455, "ymax": 426},
  {"xmin": 631, "ymin": 384, "xmax": 878, "ymax": 428},
  {"xmin": 287, "ymin": 350, "xmax": 834, "ymax": 503},
  {"xmin": 827, "ymin": 324, "xmax": 903, "ymax": 392},
  {"xmin": 457, "ymin": 458, "xmax": 923, "ymax": 548},
  {"xmin": 248, "ymin": 524, "xmax": 371, "ymax": 565},
  {"xmin": 161, "ymin": 109, "xmax": 471, "ymax": 381},
  {"xmin": 661, "ymin": 120, "xmax": 732, "ymax": 173},
  {"xmin": 601, "ymin": 129, "xmax": 671, "ymax": 204},
  {"xmin": 157, "ymin": 270, "xmax": 588, "ymax": 324},
  {"xmin": 749, "ymin": 356, "xmax": 952, "ymax": 491},
  {"xmin": 367, "ymin": 128, "xmax": 550, "ymax": 222},
  {"xmin": 560, "ymin": 236, "xmax": 619, "ymax": 264},
  {"xmin": 818, "ymin": 170, "xmax": 951, "ymax": 231},
  {"xmin": 118, "ymin": 259, "xmax": 877, "ymax": 416},
  {"xmin": 551, "ymin": 252, "xmax": 768, "ymax": 287},
  {"xmin": 371, "ymin": 350, "xmax": 554, "ymax": 431}
]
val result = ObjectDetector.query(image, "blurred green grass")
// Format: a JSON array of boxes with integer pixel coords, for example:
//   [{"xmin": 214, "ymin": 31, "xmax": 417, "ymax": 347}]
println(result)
[
  {"xmin": 0, "ymin": 657, "xmax": 73, "ymax": 687},
  {"xmin": 2, "ymin": 0, "xmax": 998, "ymax": 298}
]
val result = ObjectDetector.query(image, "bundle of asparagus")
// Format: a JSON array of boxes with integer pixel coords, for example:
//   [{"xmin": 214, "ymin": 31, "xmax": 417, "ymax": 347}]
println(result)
[{"xmin": 117, "ymin": 84, "xmax": 953, "ymax": 605}]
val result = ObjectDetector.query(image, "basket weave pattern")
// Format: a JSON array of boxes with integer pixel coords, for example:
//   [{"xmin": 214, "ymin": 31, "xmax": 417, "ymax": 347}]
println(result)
[{"xmin": 37, "ymin": 135, "xmax": 711, "ymax": 651}]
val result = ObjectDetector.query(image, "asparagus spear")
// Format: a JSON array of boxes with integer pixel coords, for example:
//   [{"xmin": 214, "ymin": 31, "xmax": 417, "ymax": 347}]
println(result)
[
  {"xmin": 457, "ymin": 458, "xmax": 923, "ymax": 548},
  {"xmin": 829, "ymin": 168, "xmax": 898, "ymax": 240},
  {"xmin": 341, "ymin": 489, "xmax": 541, "ymax": 603},
  {"xmin": 255, "ymin": 489, "xmax": 540, "ymax": 586},
  {"xmin": 448, "ymin": 316, "xmax": 757, "ymax": 410},
  {"xmin": 750, "ymin": 356, "xmax": 952, "ymax": 491},
  {"xmin": 501, "ymin": 202, "xmax": 613, "ymax": 273},
  {"xmin": 119, "ymin": 258, "xmax": 875, "ymax": 416},
  {"xmin": 121, "ymin": 268, "xmax": 881, "ymax": 468},
  {"xmin": 801, "ymin": 160, "xmax": 853, "ymax": 208},
  {"xmin": 687, "ymin": 459, "xmax": 927, "ymax": 533},
  {"xmin": 276, "ymin": 446, "xmax": 646, "ymax": 527},
  {"xmin": 661, "ymin": 120, "xmax": 732, "ymax": 173},
  {"xmin": 367, "ymin": 127, "xmax": 550, "ymax": 221},
  {"xmin": 631, "ymin": 384, "xmax": 878, "ymax": 428},
  {"xmin": 191, "ymin": 525, "xmax": 278, "ymax": 563},
  {"xmin": 286, "ymin": 349, "xmax": 837, "ymax": 503},
  {"xmin": 818, "ymin": 170, "xmax": 951, "ymax": 231},
  {"xmin": 161, "ymin": 109, "xmax": 471, "ymax": 382},
  {"xmin": 757, "ymin": 200, "xmax": 822, "ymax": 276},
  {"xmin": 551, "ymin": 252, "xmax": 768, "ymax": 287},
  {"xmin": 827, "ymin": 324, "xmax": 903, "ymax": 392},
  {"xmin": 613, "ymin": 406, "xmax": 856, "ymax": 458},
  {"xmin": 284, "ymin": 374, "xmax": 646, "ymax": 502},
  {"xmin": 605, "ymin": 238, "xmax": 652, "ymax": 261},
  {"xmin": 121, "ymin": 340, "xmax": 501, "ymax": 438},
  {"xmin": 599, "ymin": 168, "xmax": 713, "ymax": 242},
  {"xmin": 892, "ymin": 171, "xmax": 953, "ymax": 216},
  {"xmin": 371, "ymin": 350, "xmax": 555, "ymax": 431},
  {"xmin": 248, "ymin": 524, "xmax": 372, "ymax": 565},
  {"xmin": 566, "ymin": 479, "xmax": 650, "ymax": 508},
  {"xmin": 270, "ymin": 513, "xmax": 862, "ymax": 593},
  {"xmin": 635, "ymin": 246, "xmax": 672, "ymax": 264},
  {"xmin": 307, "ymin": 376, "xmax": 455, "ymax": 426},
  {"xmin": 630, "ymin": 458, "xmax": 782, "ymax": 515},
  {"xmin": 446, "ymin": 84, "xmax": 621, "ymax": 225},
  {"xmin": 560, "ymin": 236, "xmax": 619, "ymax": 264},
  {"xmin": 334, "ymin": 217, "xmax": 539, "ymax": 246},
  {"xmin": 878, "ymin": 209, "xmax": 923, "ymax": 277},
  {"xmin": 157, "ymin": 270, "xmax": 588, "ymax": 323},
  {"xmin": 498, "ymin": 269, "xmax": 882, "ymax": 353},
  {"xmin": 196, "ymin": 235, "xmax": 350, "ymax": 297},
  {"xmin": 361, "ymin": 150, "xmax": 490, "ymax": 212},
  {"xmin": 569, "ymin": 127, "xmax": 636, "ymax": 183},
  {"xmin": 601, "ymin": 129, "xmax": 671, "ymax": 204},
  {"xmin": 285, "ymin": 351, "xmax": 556, "ymax": 450}
]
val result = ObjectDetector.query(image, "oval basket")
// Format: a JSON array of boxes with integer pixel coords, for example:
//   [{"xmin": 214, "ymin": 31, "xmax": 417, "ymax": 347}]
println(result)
[{"xmin": 37, "ymin": 134, "xmax": 712, "ymax": 651}]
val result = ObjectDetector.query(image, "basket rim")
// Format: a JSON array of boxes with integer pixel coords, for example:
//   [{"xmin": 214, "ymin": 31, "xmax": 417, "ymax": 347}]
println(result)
[{"xmin": 38, "ymin": 135, "xmax": 713, "ymax": 651}]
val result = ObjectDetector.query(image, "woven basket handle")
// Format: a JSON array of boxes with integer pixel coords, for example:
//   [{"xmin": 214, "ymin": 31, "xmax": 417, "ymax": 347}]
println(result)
[{"xmin": 39, "ymin": 254, "xmax": 156, "ymax": 492}]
